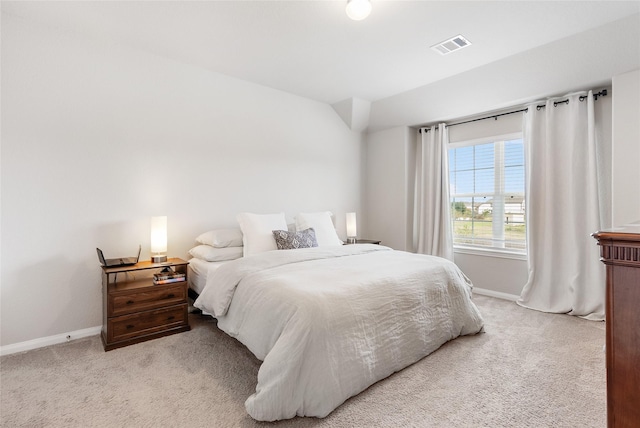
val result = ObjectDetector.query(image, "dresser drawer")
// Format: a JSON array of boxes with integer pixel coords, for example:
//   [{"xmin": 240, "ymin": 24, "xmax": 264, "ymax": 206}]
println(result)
[
  {"xmin": 107, "ymin": 304, "xmax": 188, "ymax": 343},
  {"xmin": 109, "ymin": 283, "xmax": 186, "ymax": 317}
]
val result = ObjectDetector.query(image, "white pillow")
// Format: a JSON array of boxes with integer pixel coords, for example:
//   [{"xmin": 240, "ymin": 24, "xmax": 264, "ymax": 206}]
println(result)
[
  {"xmin": 195, "ymin": 228, "xmax": 243, "ymax": 248},
  {"xmin": 236, "ymin": 212, "xmax": 288, "ymax": 256},
  {"xmin": 295, "ymin": 211, "xmax": 343, "ymax": 247},
  {"xmin": 188, "ymin": 245, "xmax": 243, "ymax": 262}
]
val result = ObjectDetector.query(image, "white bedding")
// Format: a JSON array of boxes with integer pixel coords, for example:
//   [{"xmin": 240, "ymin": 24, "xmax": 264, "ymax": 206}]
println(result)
[
  {"xmin": 187, "ymin": 257, "xmax": 228, "ymax": 295},
  {"xmin": 194, "ymin": 245, "xmax": 484, "ymax": 421}
]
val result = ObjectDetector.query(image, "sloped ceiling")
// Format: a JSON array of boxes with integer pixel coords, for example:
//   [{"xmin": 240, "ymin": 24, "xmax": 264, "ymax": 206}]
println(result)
[
  {"xmin": 3, "ymin": 1, "xmax": 639, "ymax": 131},
  {"xmin": 371, "ymin": 13, "xmax": 640, "ymax": 131}
]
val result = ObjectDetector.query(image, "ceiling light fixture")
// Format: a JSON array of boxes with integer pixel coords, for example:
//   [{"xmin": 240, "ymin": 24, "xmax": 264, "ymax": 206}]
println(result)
[{"xmin": 346, "ymin": 0, "xmax": 372, "ymax": 21}]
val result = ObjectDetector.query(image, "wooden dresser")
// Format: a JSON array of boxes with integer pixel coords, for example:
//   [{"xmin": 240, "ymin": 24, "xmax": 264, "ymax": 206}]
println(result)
[{"xmin": 593, "ymin": 223, "xmax": 640, "ymax": 428}]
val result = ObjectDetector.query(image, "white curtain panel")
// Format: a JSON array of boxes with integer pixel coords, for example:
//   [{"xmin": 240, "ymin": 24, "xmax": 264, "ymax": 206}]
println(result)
[
  {"xmin": 517, "ymin": 91, "xmax": 605, "ymax": 320},
  {"xmin": 414, "ymin": 124, "xmax": 454, "ymax": 261}
]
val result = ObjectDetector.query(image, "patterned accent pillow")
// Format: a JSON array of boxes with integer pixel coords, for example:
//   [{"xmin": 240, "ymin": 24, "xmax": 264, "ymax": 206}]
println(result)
[{"xmin": 272, "ymin": 228, "xmax": 318, "ymax": 250}]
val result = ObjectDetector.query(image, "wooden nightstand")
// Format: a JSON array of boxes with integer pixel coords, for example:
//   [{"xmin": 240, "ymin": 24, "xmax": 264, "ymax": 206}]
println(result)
[
  {"xmin": 101, "ymin": 258, "xmax": 190, "ymax": 351},
  {"xmin": 345, "ymin": 239, "xmax": 382, "ymax": 245}
]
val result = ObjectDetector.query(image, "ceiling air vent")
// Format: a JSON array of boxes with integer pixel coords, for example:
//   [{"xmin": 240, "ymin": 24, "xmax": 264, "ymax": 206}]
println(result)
[{"xmin": 431, "ymin": 35, "xmax": 472, "ymax": 55}]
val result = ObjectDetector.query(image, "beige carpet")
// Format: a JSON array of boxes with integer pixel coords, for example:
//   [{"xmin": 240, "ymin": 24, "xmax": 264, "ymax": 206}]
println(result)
[{"xmin": 1, "ymin": 295, "xmax": 606, "ymax": 427}]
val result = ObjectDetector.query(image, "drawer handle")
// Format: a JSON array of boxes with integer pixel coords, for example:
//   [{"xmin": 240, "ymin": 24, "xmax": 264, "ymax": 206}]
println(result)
[
  {"xmin": 167, "ymin": 316, "xmax": 175, "ymax": 321},
  {"xmin": 166, "ymin": 294, "xmax": 175, "ymax": 299},
  {"xmin": 126, "ymin": 300, "xmax": 135, "ymax": 305},
  {"xmin": 126, "ymin": 324, "xmax": 135, "ymax": 330}
]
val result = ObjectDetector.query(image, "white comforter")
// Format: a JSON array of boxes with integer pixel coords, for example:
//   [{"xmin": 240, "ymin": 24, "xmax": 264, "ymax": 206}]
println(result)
[{"xmin": 194, "ymin": 245, "xmax": 484, "ymax": 421}]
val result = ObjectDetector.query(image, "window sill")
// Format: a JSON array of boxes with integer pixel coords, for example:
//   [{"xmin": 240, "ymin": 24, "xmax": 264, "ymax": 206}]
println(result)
[{"xmin": 454, "ymin": 246, "xmax": 527, "ymax": 261}]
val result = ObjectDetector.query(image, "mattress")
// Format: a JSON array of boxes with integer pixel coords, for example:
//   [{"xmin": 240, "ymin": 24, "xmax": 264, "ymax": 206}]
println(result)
[{"xmin": 187, "ymin": 257, "xmax": 228, "ymax": 295}]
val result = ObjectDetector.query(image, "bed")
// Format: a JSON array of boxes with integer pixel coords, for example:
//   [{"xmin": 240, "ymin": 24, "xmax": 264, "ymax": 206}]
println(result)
[
  {"xmin": 187, "ymin": 257, "xmax": 226, "ymax": 296},
  {"xmin": 193, "ymin": 243, "xmax": 484, "ymax": 422}
]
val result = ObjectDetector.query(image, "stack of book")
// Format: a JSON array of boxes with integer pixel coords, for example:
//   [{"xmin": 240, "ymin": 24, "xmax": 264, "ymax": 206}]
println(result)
[{"xmin": 153, "ymin": 268, "xmax": 186, "ymax": 285}]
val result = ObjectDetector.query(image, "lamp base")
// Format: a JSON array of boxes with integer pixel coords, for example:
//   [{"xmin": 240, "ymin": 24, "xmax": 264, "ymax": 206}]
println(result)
[
  {"xmin": 347, "ymin": 237, "xmax": 357, "ymax": 244},
  {"xmin": 152, "ymin": 255, "xmax": 167, "ymax": 263}
]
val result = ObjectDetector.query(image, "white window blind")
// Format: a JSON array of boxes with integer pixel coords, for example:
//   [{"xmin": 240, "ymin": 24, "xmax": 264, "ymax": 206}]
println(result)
[{"xmin": 449, "ymin": 135, "xmax": 525, "ymax": 252}]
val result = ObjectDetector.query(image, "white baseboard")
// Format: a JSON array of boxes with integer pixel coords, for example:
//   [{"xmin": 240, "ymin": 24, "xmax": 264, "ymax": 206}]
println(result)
[
  {"xmin": 473, "ymin": 287, "xmax": 520, "ymax": 302},
  {"xmin": 0, "ymin": 325, "xmax": 102, "ymax": 356}
]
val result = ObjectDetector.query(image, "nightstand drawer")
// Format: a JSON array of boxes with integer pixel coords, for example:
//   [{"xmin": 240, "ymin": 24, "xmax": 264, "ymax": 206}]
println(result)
[
  {"xmin": 108, "ymin": 305, "xmax": 188, "ymax": 343},
  {"xmin": 109, "ymin": 283, "xmax": 186, "ymax": 316}
]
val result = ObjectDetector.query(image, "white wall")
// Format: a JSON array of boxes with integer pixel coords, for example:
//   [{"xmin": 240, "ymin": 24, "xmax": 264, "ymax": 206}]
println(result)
[
  {"xmin": 612, "ymin": 69, "xmax": 640, "ymax": 226},
  {"xmin": 454, "ymin": 253, "xmax": 527, "ymax": 297},
  {"xmin": 364, "ymin": 126, "xmax": 414, "ymax": 251},
  {"xmin": 0, "ymin": 15, "xmax": 363, "ymax": 347}
]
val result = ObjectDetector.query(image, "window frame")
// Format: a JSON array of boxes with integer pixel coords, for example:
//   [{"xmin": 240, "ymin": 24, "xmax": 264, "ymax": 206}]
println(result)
[{"xmin": 449, "ymin": 132, "xmax": 527, "ymax": 258}]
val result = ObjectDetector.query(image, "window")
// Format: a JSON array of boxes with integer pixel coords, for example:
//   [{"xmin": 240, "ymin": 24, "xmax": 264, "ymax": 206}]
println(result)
[{"xmin": 449, "ymin": 134, "xmax": 526, "ymax": 253}]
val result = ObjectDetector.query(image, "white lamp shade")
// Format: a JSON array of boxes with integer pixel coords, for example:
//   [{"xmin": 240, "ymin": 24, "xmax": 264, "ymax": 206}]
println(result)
[
  {"xmin": 346, "ymin": 212, "xmax": 357, "ymax": 237},
  {"xmin": 346, "ymin": 0, "xmax": 372, "ymax": 21},
  {"xmin": 150, "ymin": 216, "xmax": 167, "ymax": 253}
]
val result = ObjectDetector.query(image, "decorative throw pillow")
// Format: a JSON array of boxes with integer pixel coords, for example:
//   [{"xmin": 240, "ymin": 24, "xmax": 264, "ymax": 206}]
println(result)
[{"xmin": 272, "ymin": 228, "xmax": 319, "ymax": 250}]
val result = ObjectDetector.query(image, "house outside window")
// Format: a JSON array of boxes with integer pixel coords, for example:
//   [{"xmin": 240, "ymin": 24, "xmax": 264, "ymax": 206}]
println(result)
[{"xmin": 449, "ymin": 133, "xmax": 526, "ymax": 255}]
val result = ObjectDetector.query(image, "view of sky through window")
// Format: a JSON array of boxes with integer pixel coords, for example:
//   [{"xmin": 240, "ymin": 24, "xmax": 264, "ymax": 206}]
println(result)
[{"xmin": 449, "ymin": 139, "xmax": 524, "ymax": 195}]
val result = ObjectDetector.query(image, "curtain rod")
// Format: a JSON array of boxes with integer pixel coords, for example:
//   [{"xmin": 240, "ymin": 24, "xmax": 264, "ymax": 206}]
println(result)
[
  {"xmin": 419, "ymin": 89, "xmax": 608, "ymax": 132},
  {"xmin": 535, "ymin": 89, "xmax": 608, "ymax": 111},
  {"xmin": 447, "ymin": 108, "xmax": 527, "ymax": 128}
]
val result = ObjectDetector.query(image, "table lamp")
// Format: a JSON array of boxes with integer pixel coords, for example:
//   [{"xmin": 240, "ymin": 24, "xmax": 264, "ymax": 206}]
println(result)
[
  {"xmin": 150, "ymin": 216, "xmax": 168, "ymax": 263},
  {"xmin": 346, "ymin": 212, "xmax": 357, "ymax": 244}
]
